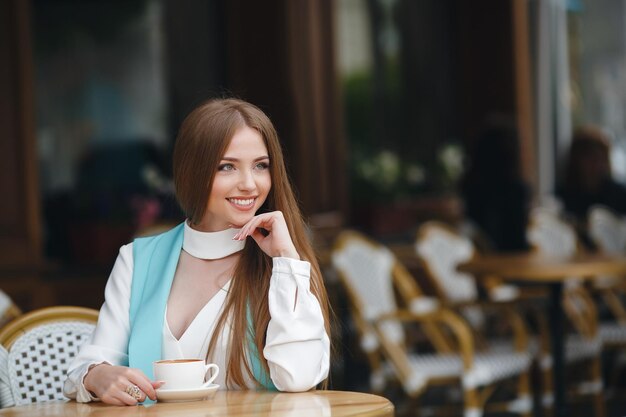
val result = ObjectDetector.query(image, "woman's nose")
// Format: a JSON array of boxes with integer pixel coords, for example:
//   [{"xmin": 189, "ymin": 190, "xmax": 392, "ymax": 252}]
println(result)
[{"xmin": 237, "ymin": 169, "xmax": 256, "ymax": 190}]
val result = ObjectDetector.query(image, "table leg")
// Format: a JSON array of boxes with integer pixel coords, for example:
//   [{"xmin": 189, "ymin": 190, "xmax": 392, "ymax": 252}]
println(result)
[{"xmin": 549, "ymin": 282, "xmax": 566, "ymax": 417}]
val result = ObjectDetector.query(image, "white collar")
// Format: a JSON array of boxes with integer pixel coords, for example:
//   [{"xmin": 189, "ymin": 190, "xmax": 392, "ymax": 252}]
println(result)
[{"xmin": 183, "ymin": 220, "xmax": 245, "ymax": 260}]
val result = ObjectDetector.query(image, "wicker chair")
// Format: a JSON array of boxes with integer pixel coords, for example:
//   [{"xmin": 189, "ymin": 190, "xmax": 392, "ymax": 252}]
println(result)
[
  {"xmin": 588, "ymin": 205, "xmax": 626, "ymax": 256},
  {"xmin": 588, "ymin": 204, "xmax": 626, "ymax": 298},
  {"xmin": 587, "ymin": 205, "xmax": 626, "ymax": 390},
  {"xmin": 526, "ymin": 208, "xmax": 605, "ymax": 416},
  {"xmin": 332, "ymin": 230, "xmax": 532, "ymax": 417},
  {"xmin": 414, "ymin": 222, "xmax": 555, "ymax": 405},
  {"xmin": 414, "ymin": 221, "xmax": 524, "ymax": 317},
  {"xmin": 415, "ymin": 219, "xmax": 605, "ymax": 414},
  {"xmin": 588, "ymin": 204, "xmax": 626, "ymax": 322},
  {"xmin": 0, "ymin": 306, "xmax": 98, "ymax": 407}
]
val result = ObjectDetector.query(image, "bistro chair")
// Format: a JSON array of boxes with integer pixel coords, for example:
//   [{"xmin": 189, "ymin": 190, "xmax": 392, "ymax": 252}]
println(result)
[
  {"xmin": 332, "ymin": 230, "xmax": 532, "ymax": 417},
  {"xmin": 588, "ymin": 205, "xmax": 626, "ymax": 320},
  {"xmin": 0, "ymin": 306, "xmax": 98, "ymax": 407},
  {"xmin": 414, "ymin": 221, "xmax": 523, "ymax": 312},
  {"xmin": 587, "ymin": 205, "xmax": 626, "ymax": 389},
  {"xmin": 416, "ymin": 219, "xmax": 604, "ymax": 415},
  {"xmin": 414, "ymin": 222, "xmax": 556, "ymax": 406},
  {"xmin": 588, "ymin": 204, "xmax": 626, "ymax": 294},
  {"xmin": 526, "ymin": 208, "xmax": 605, "ymax": 416},
  {"xmin": 527, "ymin": 208, "xmax": 603, "ymax": 337},
  {"xmin": 414, "ymin": 221, "xmax": 534, "ymax": 334},
  {"xmin": 588, "ymin": 205, "xmax": 626, "ymax": 257}
]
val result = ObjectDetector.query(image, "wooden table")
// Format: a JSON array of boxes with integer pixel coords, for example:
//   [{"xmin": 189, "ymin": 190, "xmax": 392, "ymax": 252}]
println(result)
[
  {"xmin": 0, "ymin": 390, "xmax": 394, "ymax": 417},
  {"xmin": 459, "ymin": 252, "xmax": 626, "ymax": 417}
]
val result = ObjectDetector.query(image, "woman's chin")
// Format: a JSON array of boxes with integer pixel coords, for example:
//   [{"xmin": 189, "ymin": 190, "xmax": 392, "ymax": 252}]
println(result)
[{"xmin": 228, "ymin": 217, "xmax": 253, "ymax": 229}]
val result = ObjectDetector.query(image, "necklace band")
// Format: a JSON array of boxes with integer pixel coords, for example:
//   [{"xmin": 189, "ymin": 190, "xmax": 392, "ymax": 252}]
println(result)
[{"xmin": 183, "ymin": 221, "xmax": 245, "ymax": 260}]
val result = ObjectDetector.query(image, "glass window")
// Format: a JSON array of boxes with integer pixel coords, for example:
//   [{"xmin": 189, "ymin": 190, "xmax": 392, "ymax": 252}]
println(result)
[
  {"xmin": 567, "ymin": 0, "xmax": 626, "ymax": 181},
  {"xmin": 33, "ymin": 0, "xmax": 174, "ymax": 264},
  {"xmin": 335, "ymin": 0, "xmax": 463, "ymax": 207}
]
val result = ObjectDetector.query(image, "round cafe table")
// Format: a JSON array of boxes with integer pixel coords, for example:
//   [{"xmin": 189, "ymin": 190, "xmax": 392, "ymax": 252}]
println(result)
[
  {"xmin": 0, "ymin": 390, "xmax": 394, "ymax": 417},
  {"xmin": 458, "ymin": 252, "xmax": 626, "ymax": 417}
]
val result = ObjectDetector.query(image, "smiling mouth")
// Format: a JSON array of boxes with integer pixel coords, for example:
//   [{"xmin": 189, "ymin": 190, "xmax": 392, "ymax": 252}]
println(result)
[{"xmin": 227, "ymin": 197, "xmax": 256, "ymax": 209}]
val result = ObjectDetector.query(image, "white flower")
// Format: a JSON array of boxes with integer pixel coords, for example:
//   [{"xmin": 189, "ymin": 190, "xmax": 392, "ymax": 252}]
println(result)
[
  {"xmin": 438, "ymin": 144, "xmax": 463, "ymax": 182},
  {"xmin": 376, "ymin": 151, "xmax": 400, "ymax": 187},
  {"xmin": 355, "ymin": 150, "xmax": 402, "ymax": 190}
]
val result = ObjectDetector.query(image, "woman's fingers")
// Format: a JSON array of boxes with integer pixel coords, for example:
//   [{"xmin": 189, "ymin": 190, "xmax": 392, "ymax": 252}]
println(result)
[
  {"xmin": 123, "ymin": 368, "xmax": 156, "ymax": 402},
  {"xmin": 235, "ymin": 218, "xmax": 261, "ymax": 240},
  {"xmin": 126, "ymin": 368, "xmax": 157, "ymax": 401},
  {"xmin": 250, "ymin": 227, "xmax": 266, "ymax": 241},
  {"xmin": 151, "ymin": 380, "xmax": 166, "ymax": 390},
  {"xmin": 100, "ymin": 384, "xmax": 138, "ymax": 406},
  {"xmin": 234, "ymin": 211, "xmax": 299, "ymax": 259},
  {"xmin": 84, "ymin": 364, "xmax": 163, "ymax": 406},
  {"xmin": 235, "ymin": 212, "xmax": 276, "ymax": 240},
  {"xmin": 119, "ymin": 389, "xmax": 141, "ymax": 406},
  {"xmin": 242, "ymin": 214, "xmax": 268, "ymax": 236}
]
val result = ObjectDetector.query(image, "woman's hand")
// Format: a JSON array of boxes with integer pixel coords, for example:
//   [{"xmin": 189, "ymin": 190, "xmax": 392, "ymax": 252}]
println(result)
[
  {"xmin": 83, "ymin": 363, "xmax": 163, "ymax": 405},
  {"xmin": 234, "ymin": 211, "xmax": 300, "ymax": 260}
]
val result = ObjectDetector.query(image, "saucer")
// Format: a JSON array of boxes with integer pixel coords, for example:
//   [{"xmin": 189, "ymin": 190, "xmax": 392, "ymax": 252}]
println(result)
[{"xmin": 155, "ymin": 384, "xmax": 219, "ymax": 403}]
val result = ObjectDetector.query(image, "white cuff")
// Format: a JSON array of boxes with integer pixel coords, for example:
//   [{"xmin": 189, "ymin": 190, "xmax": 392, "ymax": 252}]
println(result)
[
  {"xmin": 272, "ymin": 257, "xmax": 311, "ymax": 277},
  {"xmin": 73, "ymin": 362, "xmax": 108, "ymax": 402}
]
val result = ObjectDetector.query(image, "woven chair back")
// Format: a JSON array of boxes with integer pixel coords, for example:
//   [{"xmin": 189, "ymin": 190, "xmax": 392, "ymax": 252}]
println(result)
[
  {"xmin": 0, "ymin": 306, "xmax": 98, "ymax": 407},
  {"xmin": 415, "ymin": 222, "xmax": 477, "ymax": 304},
  {"xmin": 527, "ymin": 208, "xmax": 577, "ymax": 258},
  {"xmin": 332, "ymin": 231, "xmax": 405, "ymax": 348},
  {"xmin": 588, "ymin": 205, "xmax": 626, "ymax": 255}
]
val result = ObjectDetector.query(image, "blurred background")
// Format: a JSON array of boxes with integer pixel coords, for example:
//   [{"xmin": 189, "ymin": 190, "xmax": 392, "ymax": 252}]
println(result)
[{"xmin": 2, "ymin": 0, "xmax": 626, "ymax": 402}]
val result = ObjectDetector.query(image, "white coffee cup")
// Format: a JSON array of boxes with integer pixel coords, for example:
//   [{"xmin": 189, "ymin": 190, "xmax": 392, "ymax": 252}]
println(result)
[{"xmin": 153, "ymin": 359, "xmax": 219, "ymax": 390}]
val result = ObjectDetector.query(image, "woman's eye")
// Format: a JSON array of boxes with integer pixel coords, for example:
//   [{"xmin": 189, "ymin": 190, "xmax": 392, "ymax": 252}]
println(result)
[
  {"xmin": 255, "ymin": 162, "xmax": 270, "ymax": 170},
  {"xmin": 218, "ymin": 163, "xmax": 234, "ymax": 171}
]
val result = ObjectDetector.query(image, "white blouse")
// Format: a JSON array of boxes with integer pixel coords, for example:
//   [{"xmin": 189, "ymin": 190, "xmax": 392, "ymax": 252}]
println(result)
[{"xmin": 63, "ymin": 224, "xmax": 330, "ymax": 402}]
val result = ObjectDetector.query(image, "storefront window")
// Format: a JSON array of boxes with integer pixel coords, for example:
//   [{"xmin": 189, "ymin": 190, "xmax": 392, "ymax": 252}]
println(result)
[
  {"xmin": 33, "ymin": 0, "xmax": 176, "ymax": 264},
  {"xmin": 335, "ymin": 0, "xmax": 463, "ymax": 208},
  {"xmin": 567, "ymin": 0, "xmax": 626, "ymax": 180}
]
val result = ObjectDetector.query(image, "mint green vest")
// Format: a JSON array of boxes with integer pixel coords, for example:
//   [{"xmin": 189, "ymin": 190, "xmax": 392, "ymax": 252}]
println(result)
[{"xmin": 127, "ymin": 222, "xmax": 276, "ymax": 391}]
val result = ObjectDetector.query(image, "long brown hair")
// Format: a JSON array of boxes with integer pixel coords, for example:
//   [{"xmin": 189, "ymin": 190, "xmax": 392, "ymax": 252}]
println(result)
[
  {"xmin": 173, "ymin": 98, "xmax": 330, "ymax": 388},
  {"xmin": 564, "ymin": 125, "xmax": 612, "ymax": 191}
]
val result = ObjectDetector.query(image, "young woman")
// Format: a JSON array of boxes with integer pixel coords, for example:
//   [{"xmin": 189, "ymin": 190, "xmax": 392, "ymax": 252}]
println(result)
[
  {"xmin": 64, "ymin": 98, "xmax": 331, "ymax": 405},
  {"xmin": 558, "ymin": 125, "xmax": 626, "ymax": 222}
]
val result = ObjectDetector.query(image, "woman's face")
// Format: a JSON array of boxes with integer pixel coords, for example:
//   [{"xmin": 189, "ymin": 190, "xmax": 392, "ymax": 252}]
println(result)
[{"xmin": 198, "ymin": 126, "xmax": 272, "ymax": 231}]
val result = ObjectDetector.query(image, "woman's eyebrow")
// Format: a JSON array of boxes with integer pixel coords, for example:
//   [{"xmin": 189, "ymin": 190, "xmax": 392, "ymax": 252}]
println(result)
[{"xmin": 221, "ymin": 156, "xmax": 270, "ymax": 162}]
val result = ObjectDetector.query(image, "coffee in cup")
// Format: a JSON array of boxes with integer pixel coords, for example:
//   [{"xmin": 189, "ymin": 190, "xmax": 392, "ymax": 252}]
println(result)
[{"xmin": 153, "ymin": 359, "xmax": 219, "ymax": 390}]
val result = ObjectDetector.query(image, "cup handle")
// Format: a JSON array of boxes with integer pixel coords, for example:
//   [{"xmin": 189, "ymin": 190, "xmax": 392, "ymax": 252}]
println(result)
[{"xmin": 202, "ymin": 364, "xmax": 220, "ymax": 387}]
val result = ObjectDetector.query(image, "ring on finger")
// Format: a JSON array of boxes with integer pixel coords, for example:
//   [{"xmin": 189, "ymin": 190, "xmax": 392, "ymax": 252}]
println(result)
[{"xmin": 125, "ymin": 384, "xmax": 143, "ymax": 401}]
